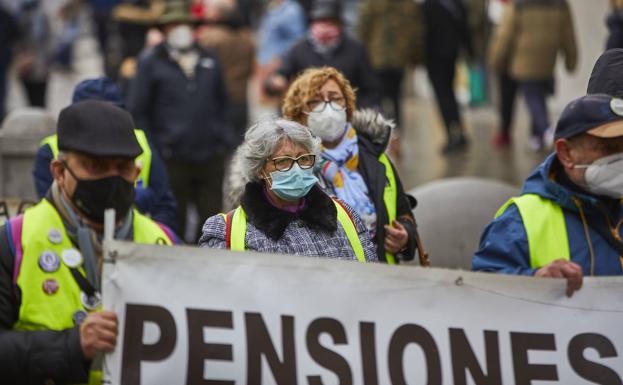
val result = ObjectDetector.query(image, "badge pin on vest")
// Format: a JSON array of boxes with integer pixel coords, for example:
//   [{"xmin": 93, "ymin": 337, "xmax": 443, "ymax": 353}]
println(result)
[
  {"xmin": 38, "ymin": 251, "xmax": 60, "ymax": 273},
  {"xmin": 61, "ymin": 248, "xmax": 83, "ymax": 268},
  {"xmin": 81, "ymin": 291, "xmax": 102, "ymax": 310},
  {"xmin": 42, "ymin": 278, "xmax": 59, "ymax": 295},
  {"xmin": 72, "ymin": 310, "xmax": 88, "ymax": 326},
  {"xmin": 47, "ymin": 228, "xmax": 63, "ymax": 244}
]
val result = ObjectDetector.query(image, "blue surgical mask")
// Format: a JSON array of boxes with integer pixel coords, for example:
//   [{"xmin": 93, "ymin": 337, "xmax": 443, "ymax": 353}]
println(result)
[{"xmin": 268, "ymin": 164, "xmax": 318, "ymax": 201}]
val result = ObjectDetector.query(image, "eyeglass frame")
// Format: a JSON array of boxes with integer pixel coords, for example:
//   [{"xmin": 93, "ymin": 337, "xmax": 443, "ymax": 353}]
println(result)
[
  {"xmin": 266, "ymin": 153, "xmax": 317, "ymax": 172},
  {"xmin": 303, "ymin": 96, "xmax": 347, "ymax": 114}
]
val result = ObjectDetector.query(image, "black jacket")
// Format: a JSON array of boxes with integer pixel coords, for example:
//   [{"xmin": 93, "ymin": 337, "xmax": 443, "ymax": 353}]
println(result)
[
  {"xmin": 587, "ymin": 48, "xmax": 623, "ymax": 98},
  {"xmin": 130, "ymin": 43, "xmax": 234, "ymax": 163},
  {"xmin": 607, "ymin": 9, "xmax": 623, "ymax": 50},
  {"xmin": 0, "ymin": 204, "xmax": 89, "ymax": 384},
  {"xmin": 276, "ymin": 35, "xmax": 381, "ymax": 109}
]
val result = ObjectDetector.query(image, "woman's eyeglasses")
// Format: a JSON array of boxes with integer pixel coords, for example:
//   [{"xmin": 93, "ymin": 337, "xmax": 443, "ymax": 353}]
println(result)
[
  {"xmin": 305, "ymin": 96, "xmax": 346, "ymax": 113},
  {"xmin": 269, "ymin": 154, "xmax": 316, "ymax": 172}
]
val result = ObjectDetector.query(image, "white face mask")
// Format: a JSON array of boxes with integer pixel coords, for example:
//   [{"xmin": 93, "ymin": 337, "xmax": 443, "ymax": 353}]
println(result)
[
  {"xmin": 167, "ymin": 25, "xmax": 194, "ymax": 50},
  {"xmin": 575, "ymin": 152, "xmax": 623, "ymax": 198},
  {"xmin": 306, "ymin": 102, "xmax": 347, "ymax": 142}
]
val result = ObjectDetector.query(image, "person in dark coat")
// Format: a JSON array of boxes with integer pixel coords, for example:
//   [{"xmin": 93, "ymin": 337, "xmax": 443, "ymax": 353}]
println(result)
[
  {"xmin": 424, "ymin": 0, "xmax": 473, "ymax": 153},
  {"xmin": 282, "ymin": 66, "xmax": 429, "ymax": 265},
  {"xmin": 33, "ymin": 77, "xmax": 178, "ymax": 232},
  {"xmin": 0, "ymin": 5, "xmax": 18, "ymax": 122},
  {"xmin": 265, "ymin": 0, "xmax": 380, "ymax": 109},
  {"xmin": 130, "ymin": 4, "xmax": 233, "ymax": 242}
]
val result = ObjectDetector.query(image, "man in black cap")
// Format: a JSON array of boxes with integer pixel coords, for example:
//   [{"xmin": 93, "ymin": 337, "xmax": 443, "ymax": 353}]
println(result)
[
  {"xmin": 0, "ymin": 100, "xmax": 177, "ymax": 384},
  {"xmin": 265, "ymin": 0, "xmax": 380, "ymax": 108},
  {"xmin": 473, "ymin": 94, "xmax": 623, "ymax": 297}
]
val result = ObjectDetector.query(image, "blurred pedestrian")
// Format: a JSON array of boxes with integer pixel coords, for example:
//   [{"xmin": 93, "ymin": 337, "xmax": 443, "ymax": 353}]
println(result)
[
  {"xmin": 282, "ymin": 67, "xmax": 428, "ymax": 265},
  {"xmin": 256, "ymin": 0, "xmax": 306, "ymax": 103},
  {"xmin": 424, "ymin": 0, "xmax": 473, "ymax": 153},
  {"xmin": 34, "ymin": 77, "xmax": 179, "ymax": 231},
  {"xmin": 200, "ymin": 117, "xmax": 377, "ymax": 262},
  {"xmin": 265, "ymin": 0, "xmax": 380, "ymax": 109},
  {"xmin": 130, "ymin": 2, "xmax": 233, "ymax": 242},
  {"xmin": 488, "ymin": 0, "xmax": 518, "ymax": 148},
  {"xmin": 0, "ymin": 4, "xmax": 18, "ymax": 121},
  {"xmin": 88, "ymin": 0, "xmax": 122, "ymax": 72},
  {"xmin": 606, "ymin": 0, "xmax": 623, "ymax": 49},
  {"xmin": 358, "ymin": 0, "xmax": 425, "ymax": 129},
  {"xmin": 489, "ymin": 0, "xmax": 577, "ymax": 152},
  {"xmin": 0, "ymin": 101, "xmax": 177, "ymax": 385},
  {"xmin": 14, "ymin": 0, "xmax": 51, "ymax": 107},
  {"xmin": 473, "ymin": 94, "xmax": 623, "ymax": 296},
  {"xmin": 197, "ymin": 0, "xmax": 255, "ymax": 146},
  {"xmin": 112, "ymin": 0, "xmax": 166, "ymax": 66}
]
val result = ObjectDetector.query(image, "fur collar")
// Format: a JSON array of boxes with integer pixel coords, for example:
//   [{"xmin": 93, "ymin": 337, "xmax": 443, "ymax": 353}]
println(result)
[
  {"xmin": 240, "ymin": 182, "xmax": 337, "ymax": 241},
  {"xmin": 351, "ymin": 109, "xmax": 394, "ymax": 154}
]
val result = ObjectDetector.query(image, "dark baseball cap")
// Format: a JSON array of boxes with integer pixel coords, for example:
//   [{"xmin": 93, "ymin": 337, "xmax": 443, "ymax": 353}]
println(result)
[
  {"xmin": 57, "ymin": 100, "xmax": 143, "ymax": 158},
  {"xmin": 554, "ymin": 94, "xmax": 623, "ymax": 140}
]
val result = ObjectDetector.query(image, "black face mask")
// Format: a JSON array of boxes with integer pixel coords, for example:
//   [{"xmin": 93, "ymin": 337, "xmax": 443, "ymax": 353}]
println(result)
[{"xmin": 64, "ymin": 163, "xmax": 135, "ymax": 224}]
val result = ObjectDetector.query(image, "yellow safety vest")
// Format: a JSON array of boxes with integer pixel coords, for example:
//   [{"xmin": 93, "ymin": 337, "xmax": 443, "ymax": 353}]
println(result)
[
  {"xmin": 222, "ymin": 199, "xmax": 367, "ymax": 262},
  {"xmin": 495, "ymin": 194, "xmax": 570, "ymax": 268},
  {"xmin": 40, "ymin": 130, "xmax": 152, "ymax": 188},
  {"xmin": 378, "ymin": 153, "xmax": 398, "ymax": 264},
  {"xmin": 14, "ymin": 199, "xmax": 172, "ymax": 384}
]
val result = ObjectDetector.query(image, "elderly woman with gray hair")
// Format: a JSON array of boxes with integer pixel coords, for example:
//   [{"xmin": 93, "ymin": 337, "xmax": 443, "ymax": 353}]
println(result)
[{"xmin": 199, "ymin": 118, "xmax": 377, "ymax": 262}]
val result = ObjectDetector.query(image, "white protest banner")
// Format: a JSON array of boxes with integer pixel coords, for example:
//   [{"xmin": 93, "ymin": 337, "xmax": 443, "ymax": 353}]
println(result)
[{"xmin": 102, "ymin": 240, "xmax": 623, "ymax": 385}]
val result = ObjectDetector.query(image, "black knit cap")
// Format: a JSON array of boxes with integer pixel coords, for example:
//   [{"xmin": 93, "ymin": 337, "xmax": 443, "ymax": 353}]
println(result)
[{"xmin": 57, "ymin": 100, "xmax": 143, "ymax": 158}]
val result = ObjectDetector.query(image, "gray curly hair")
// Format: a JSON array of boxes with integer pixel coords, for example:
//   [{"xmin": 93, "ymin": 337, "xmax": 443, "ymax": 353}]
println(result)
[{"xmin": 227, "ymin": 117, "xmax": 320, "ymax": 207}]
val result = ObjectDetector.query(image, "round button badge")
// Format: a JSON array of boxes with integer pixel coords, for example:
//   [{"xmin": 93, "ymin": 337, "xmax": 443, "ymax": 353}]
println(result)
[
  {"xmin": 72, "ymin": 310, "xmax": 88, "ymax": 326},
  {"xmin": 42, "ymin": 279, "xmax": 59, "ymax": 295},
  {"xmin": 61, "ymin": 248, "xmax": 83, "ymax": 268},
  {"xmin": 81, "ymin": 291, "xmax": 102, "ymax": 310},
  {"xmin": 47, "ymin": 229, "xmax": 63, "ymax": 245},
  {"xmin": 38, "ymin": 251, "xmax": 60, "ymax": 273}
]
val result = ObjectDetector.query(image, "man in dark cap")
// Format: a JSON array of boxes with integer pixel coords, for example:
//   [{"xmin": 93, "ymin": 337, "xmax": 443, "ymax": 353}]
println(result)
[
  {"xmin": 473, "ymin": 94, "xmax": 623, "ymax": 297},
  {"xmin": 265, "ymin": 0, "xmax": 380, "ymax": 108},
  {"xmin": 0, "ymin": 100, "xmax": 177, "ymax": 384},
  {"xmin": 33, "ymin": 77, "xmax": 178, "ymax": 232}
]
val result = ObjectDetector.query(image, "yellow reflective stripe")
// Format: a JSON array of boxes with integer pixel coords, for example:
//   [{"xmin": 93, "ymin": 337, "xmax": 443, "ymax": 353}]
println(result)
[
  {"xmin": 333, "ymin": 200, "xmax": 366, "ymax": 263},
  {"xmin": 495, "ymin": 194, "xmax": 570, "ymax": 268},
  {"xmin": 133, "ymin": 129, "xmax": 151, "ymax": 188},
  {"xmin": 40, "ymin": 134, "xmax": 59, "ymax": 159},
  {"xmin": 378, "ymin": 153, "xmax": 397, "ymax": 264},
  {"xmin": 230, "ymin": 207, "xmax": 247, "ymax": 251}
]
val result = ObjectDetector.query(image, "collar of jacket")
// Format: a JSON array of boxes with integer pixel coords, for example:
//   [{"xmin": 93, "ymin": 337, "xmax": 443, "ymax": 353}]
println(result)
[
  {"xmin": 240, "ymin": 182, "xmax": 337, "ymax": 241},
  {"xmin": 522, "ymin": 153, "xmax": 623, "ymax": 217},
  {"xmin": 351, "ymin": 110, "xmax": 392, "ymax": 157}
]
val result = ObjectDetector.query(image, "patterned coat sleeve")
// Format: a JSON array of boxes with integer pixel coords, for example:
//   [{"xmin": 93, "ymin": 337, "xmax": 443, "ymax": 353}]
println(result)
[{"xmin": 198, "ymin": 214, "xmax": 227, "ymax": 249}]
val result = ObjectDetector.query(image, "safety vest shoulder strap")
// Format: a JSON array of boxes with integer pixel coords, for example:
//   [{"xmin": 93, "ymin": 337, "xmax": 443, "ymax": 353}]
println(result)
[
  {"xmin": 495, "ymin": 193, "xmax": 570, "ymax": 268},
  {"xmin": 333, "ymin": 199, "xmax": 366, "ymax": 262},
  {"xmin": 222, "ymin": 200, "xmax": 366, "ymax": 262},
  {"xmin": 132, "ymin": 210, "xmax": 173, "ymax": 245},
  {"xmin": 40, "ymin": 134, "xmax": 59, "ymax": 158},
  {"xmin": 378, "ymin": 153, "xmax": 397, "ymax": 264},
  {"xmin": 133, "ymin": 129, "xmax": 152, "ymax": 188}
]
